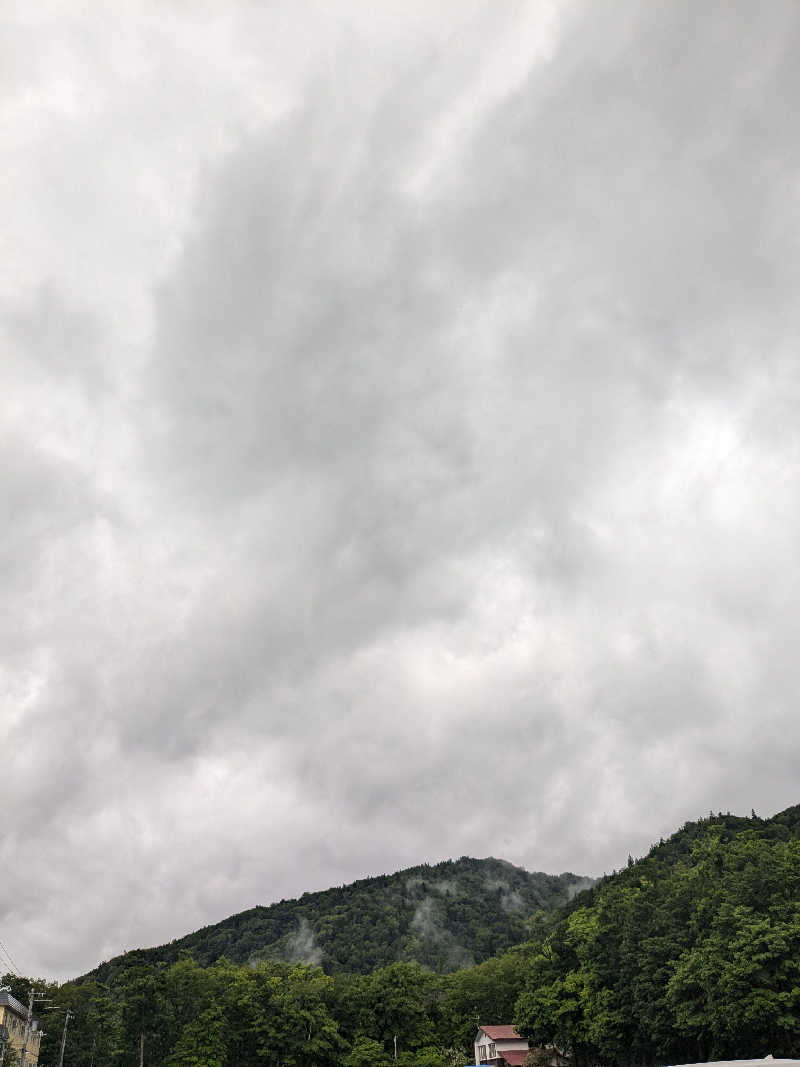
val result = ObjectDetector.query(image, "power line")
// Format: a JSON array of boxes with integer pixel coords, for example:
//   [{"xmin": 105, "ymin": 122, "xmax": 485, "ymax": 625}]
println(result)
[
  {"xmin": 0, "ymin": 938, "xmax": 19, "ymax": 971},
  {"xmin": 0, "ymin": 947, "xmax": 20, "ymax": 976},
  {"xmin": 0, "ymin": 938, "xmax": 22, "ymax": 977},
  {"xmin": 0, "ymin": 955, "xmax": 19, "ymax": 976}
]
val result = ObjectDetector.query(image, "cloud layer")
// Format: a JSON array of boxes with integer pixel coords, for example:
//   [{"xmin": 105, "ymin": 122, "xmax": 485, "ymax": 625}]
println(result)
[{"xmin": 3, "ymin": 0, "xmax": 800, "ymax": 980}]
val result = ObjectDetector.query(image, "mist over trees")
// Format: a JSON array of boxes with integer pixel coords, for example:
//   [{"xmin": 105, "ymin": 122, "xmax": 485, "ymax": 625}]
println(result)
[
  {"xmin": 10, "ymin": 805, "xmax": 800, "ymax": 1066},
  {"xmin": 86, "ymin": 858, "xmax": 587, "ymax": 981}
]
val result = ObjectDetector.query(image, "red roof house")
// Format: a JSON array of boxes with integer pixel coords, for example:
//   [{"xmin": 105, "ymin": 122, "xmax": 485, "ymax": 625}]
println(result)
[{"xmin": 474, "ymin": 1025, "xmax": 529, "ymax": 1066}]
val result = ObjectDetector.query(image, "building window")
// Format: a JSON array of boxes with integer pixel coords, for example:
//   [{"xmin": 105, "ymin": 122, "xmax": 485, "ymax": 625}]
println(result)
[{"xmin": 488, "ymin": 1043, "xmax": 496, "ymax": 1058}]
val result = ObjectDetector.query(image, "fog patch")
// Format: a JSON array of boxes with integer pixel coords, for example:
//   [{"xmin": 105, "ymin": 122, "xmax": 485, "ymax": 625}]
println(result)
[
  {"xmin": 500, "ymin": 888, "xmax": 524, "ymax": 914},
  {"xmin": 411, "ymin": 897, "xmax": 444, "ymax": 942},
  {"xmin": 566, "ymin": 876, "xmax": 596, "ymax": 901},
  {"xmin": 285, "ymin": 917, "xmax": 323, "ymax": 966},
  {"xmin": 485, "ymin": 874, "xmax": 524, "ymax": 914},
  {"xmin": 410, "ymin": 897, "xmax": 474, "ymax": 969}
]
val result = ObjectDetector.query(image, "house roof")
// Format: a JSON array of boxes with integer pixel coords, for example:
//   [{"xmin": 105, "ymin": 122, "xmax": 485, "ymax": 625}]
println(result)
[
  {"xmin": 479, "ymin": 1024, "xmax": 524, "ymax": 1041},
  {"xmin": 0, "ymin": 991, "xmax": 28, "ymax": 1018},
  {"xmin": 0, "ymin": 991, "xmax": 41, "ymax": 1031},
  {"xmin": 499, "ymin": 1052, "xmax": 529, "ymax": 1067}
]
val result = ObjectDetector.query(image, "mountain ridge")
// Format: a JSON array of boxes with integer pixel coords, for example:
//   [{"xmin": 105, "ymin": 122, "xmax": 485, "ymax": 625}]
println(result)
[
  {"xmin": 13, "ymin": 803, "xmax": 800, "ymax": 1067},
  {"xmin": 514, "ymin": 802, "xmax": 800, "ymax": 1063},
  {"xmin": 88, "ymin": 855, "xmax": 594, "ymax": 983}
]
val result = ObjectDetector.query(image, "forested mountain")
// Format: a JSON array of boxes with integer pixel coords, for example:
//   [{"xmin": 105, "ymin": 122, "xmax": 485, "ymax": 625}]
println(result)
[
  {"xmin": 514, "ymin": 804, "xmax": 800, "ymax": 1065},
  {"xmin": 11, "ymin": 804, "xmax": 799, "ymax": 1067},
  {"xmin": 89, "ymin": 857, "xmax": 592, "ymax": 983}
]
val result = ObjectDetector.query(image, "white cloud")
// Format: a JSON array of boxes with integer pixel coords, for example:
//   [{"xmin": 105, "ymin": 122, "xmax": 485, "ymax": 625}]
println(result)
[{"xmin": 2, "ymin": 0, "xmax": 800, "ymax": 981}]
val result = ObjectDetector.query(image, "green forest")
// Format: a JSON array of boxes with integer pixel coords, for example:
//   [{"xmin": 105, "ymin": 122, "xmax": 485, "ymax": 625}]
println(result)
[
  {"xmin": 7, "ymin": 805, "xmax": 800, "ymax": 1067},
  {"xmin": 87, "ymin": 858, "xmax": 589, "ymax": 981}
]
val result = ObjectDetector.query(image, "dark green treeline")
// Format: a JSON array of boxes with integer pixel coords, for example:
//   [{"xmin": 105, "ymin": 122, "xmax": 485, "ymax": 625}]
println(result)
[
  {"xmin": 515, "ymin": 807, "xmax": 800, "ymax": 1065},
  {"xmin": 88, "ymin": 857, "xmax": 588, "ymax": 981},
  {"xmin": 11, "ymin": 804, "xmax": 800, "ymax": 1066},
  {"xmin": 5, "ymin": 953, "xmax": 526, "ymax": 1067}
]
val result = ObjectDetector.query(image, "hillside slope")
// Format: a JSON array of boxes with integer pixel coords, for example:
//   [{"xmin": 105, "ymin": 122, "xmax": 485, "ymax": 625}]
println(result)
[
  {"xmin": 90, "ymin": 856, "xmax": 593, "ymax": 983},
  {"xmin": 20, "ymin": 805, "xmax": 800, "ymax": 1067},
  {"xmin": 515, "ymin": 803, "xmax": 800, "ymax": 1064}
]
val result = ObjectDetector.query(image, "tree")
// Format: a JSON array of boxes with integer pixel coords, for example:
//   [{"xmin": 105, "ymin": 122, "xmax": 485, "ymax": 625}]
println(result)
[
  {"xmin": 400, "ymin": 1045, "xmax": 471, "ymax": 1066},
  {"xmin": 164, "ymin": 1004, "xmax": 227, "ymax": 1067},
  {"xmin": 358, "ymin": 962, "xmax": 439, "ymax": 1054},
  {"xmin": 343, "ymin": 1036, "xmax": 394, "ymax": 1066},
  {"xmin": 250, "ymin": 963, "xmax": 343, "ymax": 1065},
  {"xmin": 115, "ymin": 954, "xmax": 170, "ymax": 1065}
]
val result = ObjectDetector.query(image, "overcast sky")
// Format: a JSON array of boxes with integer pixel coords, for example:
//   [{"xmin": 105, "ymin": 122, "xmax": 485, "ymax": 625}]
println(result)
[{"xmin": 3, "ymin": 0, "xmax": 800, "ymax": 982}]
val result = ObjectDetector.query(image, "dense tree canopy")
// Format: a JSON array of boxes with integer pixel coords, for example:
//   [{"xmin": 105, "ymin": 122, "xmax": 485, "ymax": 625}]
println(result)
[
  {"xmin": 514, "ymin": 809, "xmax": 800, "ymax": 1066},
  {"xmin": 88, "ymin": 857, "xmax": 588, "ymax": 982},
  {"xmin": 9, "ymin": 805, "xmax": 800, "ymax": 1067}
]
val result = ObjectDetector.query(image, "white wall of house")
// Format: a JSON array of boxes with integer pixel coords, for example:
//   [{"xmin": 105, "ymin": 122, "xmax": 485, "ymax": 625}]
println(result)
[{"xmin": 474, "ymin": 1028, "xmax": 529, "ymax": 1062}]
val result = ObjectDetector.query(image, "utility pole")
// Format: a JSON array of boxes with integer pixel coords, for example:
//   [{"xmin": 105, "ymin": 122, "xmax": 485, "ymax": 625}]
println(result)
[
  {"xmin": 18, "ymin": 990, "xmax": 45, "ymax": 1067},
  {"xmin": 19, "ymin": 990, "xmax": 35, "ymax": 1067},
  {"xmin": 56, "ymin": 1010, "xmax": 74, "ymax": 1067}
]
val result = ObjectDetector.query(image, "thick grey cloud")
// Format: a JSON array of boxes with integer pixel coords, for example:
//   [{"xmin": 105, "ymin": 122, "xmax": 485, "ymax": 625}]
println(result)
[{"xmin": 2, "ymin": 0, "xmax": 800, "ymax": 981}]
